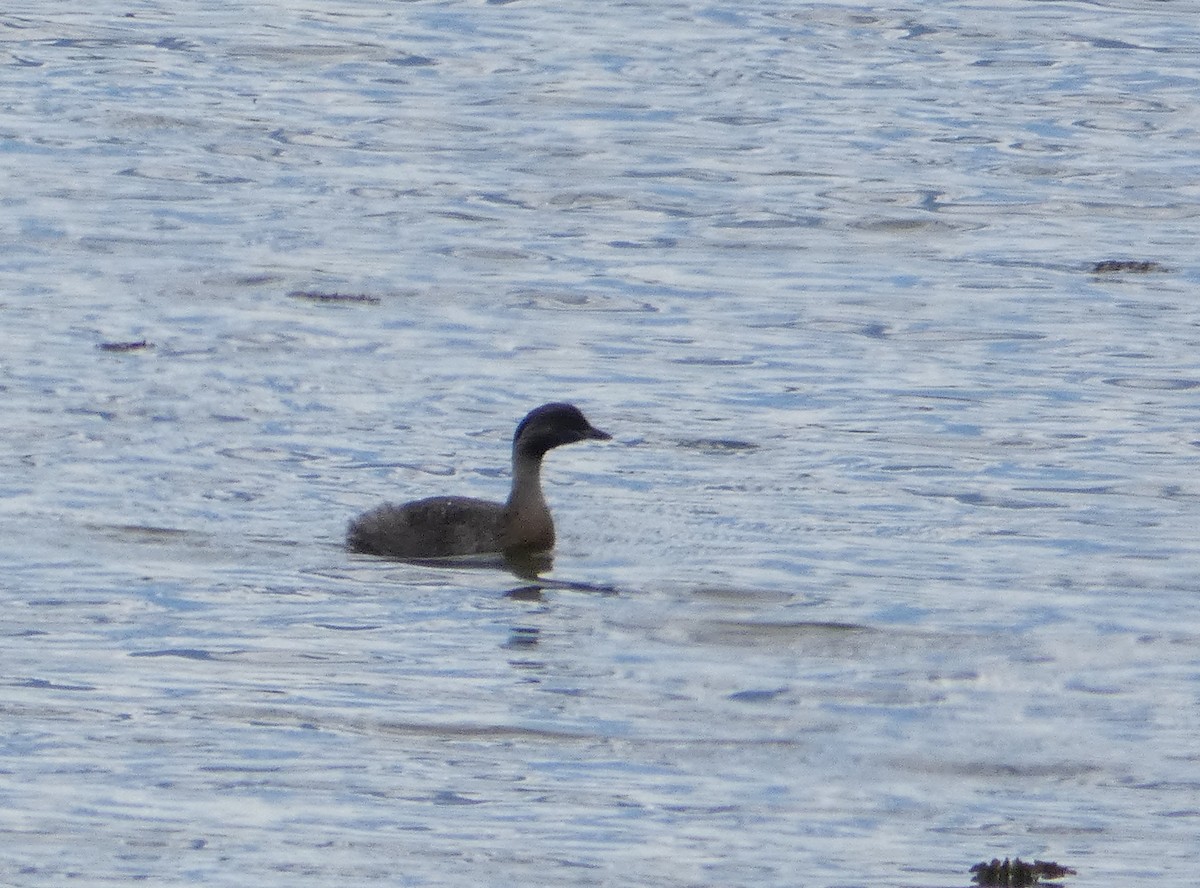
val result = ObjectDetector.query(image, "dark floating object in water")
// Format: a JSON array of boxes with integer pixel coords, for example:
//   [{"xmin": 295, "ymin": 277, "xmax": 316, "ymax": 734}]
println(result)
[
  {"xmin": 97, "ymin": 339, "xmax": 152, "ymax": 352},
  {"xmin": 1090, "ymin": 259, "xmax": 1170, "ymax": 274},
  {"xmin": 970, "ymin": 858, "xmax": 1076, "ymax": 887},
  {"xmin": 288, "ymin": 290, "xmax": 382, "ymax": 304}
]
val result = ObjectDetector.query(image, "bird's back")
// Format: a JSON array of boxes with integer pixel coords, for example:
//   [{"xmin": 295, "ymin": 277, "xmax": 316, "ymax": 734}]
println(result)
[{"xmin": 346, "ymin": 495, "xmax": 504, "ymax": 558}]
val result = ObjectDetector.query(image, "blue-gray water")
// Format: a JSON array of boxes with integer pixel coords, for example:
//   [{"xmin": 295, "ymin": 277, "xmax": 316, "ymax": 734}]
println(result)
[{"xmin": 3, "ymin": 2, "xmax": 1199, "ymax": 886}]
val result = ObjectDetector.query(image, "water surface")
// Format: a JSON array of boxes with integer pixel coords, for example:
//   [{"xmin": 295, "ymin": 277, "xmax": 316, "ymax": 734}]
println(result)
[{"xmin": 3, "ymin": 2, "xmax": 1199, "ymax": 885}]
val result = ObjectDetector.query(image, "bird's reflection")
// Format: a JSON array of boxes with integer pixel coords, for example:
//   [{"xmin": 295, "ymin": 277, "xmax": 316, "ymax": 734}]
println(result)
[
  {"xmin": 503, "ymin": 550, "xmax": 554, "ymax": 580},
  {"xmin": 504, "ymin": 585, "xmax": 546, "ymax": 601},
  {"xmin": 503, "ymin": 625, "xmax": 541, "ymax": 650},
  {"xmin": 386, "ymin": 549, "xmax": 618, "ymax": 597}
]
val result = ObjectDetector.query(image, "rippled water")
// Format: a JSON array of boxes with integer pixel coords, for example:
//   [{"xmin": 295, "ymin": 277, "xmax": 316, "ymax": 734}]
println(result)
[{"xmin": 4, "ymin": 2, "xmax": 1199, "ymax": 886}]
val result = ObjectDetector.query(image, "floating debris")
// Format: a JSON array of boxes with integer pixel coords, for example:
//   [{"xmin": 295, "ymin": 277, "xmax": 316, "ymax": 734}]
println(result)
[
  {"xmin": 97, "ymin": 339, "xmax": 152, "ymax": 352},
  {"xmin": 1090, "ymin": 259, "xmax": 1170, "ymax": 274},
  {"xmin": 970, "ymin": 858, "xmax": 1076, "ymax": 886},
  {"xmin": 288, "ymin": 290, "xmax": 382, "ymax": 305}
]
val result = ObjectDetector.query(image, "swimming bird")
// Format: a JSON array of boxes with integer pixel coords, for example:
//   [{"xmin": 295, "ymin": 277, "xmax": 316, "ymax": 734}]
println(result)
[{"xmin": 347, "ymin": 402, "xmax": 611, "ymax": 559}]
